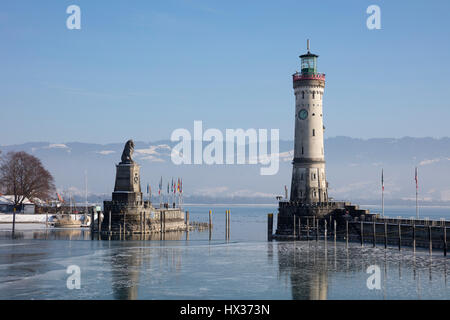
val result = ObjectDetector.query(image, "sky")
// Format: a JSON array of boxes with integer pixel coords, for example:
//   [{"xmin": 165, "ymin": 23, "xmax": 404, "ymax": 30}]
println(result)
[{"xmin": 1, "ymin": 0, "xmax": 450, "ymax": 145}]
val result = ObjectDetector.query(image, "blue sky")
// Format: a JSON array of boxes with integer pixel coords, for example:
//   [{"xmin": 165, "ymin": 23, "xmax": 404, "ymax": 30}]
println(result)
[{"xmin": 1, "ymin": 0, "xmax": 450, "ymax": 145}]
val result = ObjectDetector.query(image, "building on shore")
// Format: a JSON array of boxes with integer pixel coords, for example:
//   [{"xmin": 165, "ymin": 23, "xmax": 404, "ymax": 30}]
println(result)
[{"xmin": 0, "ymin": 195, "xmax": 35, "ymax": 214}]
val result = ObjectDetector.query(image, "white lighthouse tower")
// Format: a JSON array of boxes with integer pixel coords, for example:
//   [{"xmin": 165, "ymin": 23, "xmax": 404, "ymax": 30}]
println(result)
[{"xmin": 290, "ymin": 40, "xmax": 328, "ymax": 203}]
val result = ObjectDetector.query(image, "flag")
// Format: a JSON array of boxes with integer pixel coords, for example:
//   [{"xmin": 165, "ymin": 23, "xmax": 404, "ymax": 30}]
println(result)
[
  {"xmin": 171, "ymin": 178, "xmax": 174, "ymax": 193},
  {"xmin": 381, "ymin": 169, "xmax": 384, "ymax": 192},
  {"xmin": 167, "ymin": 182, "xmax": 170, "ymax": 194},
  {"xmin": 158, "ymin": 176, "xmax": 162, "ymax": 195},
  {"xmin": 177, "ymin": 178, "xmax": 180, "ymax": 192},
  {"xmin": 56, "ymin": 193, "xmax": 64, "ymax": 203},
  {"xmin": 180, "ymin": 178, "xmax": 183, "ymax": 194},
  {"xmin": 415, "ymin": 167, "xmax": 418, "ymax": 190}
]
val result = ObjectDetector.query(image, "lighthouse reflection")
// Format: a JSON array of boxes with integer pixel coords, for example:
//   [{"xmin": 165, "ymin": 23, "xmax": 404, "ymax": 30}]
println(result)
[{"xmin": 277, "ymin": 241, "xmax": 329, "ymax": 300}]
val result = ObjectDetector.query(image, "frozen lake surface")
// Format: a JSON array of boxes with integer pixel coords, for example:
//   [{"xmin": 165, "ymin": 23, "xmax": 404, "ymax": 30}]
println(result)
[{"xmin": 0, "ymin": 205, "xmax": 448, "ymax": 300}]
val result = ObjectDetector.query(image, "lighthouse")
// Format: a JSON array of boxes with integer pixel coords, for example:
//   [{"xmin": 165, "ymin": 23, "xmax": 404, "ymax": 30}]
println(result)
[
  {"xmin": 290, "ymin": 40, "xmax": 328, "ymax": 203},
  {"xmin": 274, "ymin": 41, "xmax": 371, "ymax": 237}
]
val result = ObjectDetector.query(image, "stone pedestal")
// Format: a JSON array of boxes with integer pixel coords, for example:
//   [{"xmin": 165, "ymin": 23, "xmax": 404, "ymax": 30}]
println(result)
[{"xmin": 102, "ymin": 154, "xmax": 187, "ymax": 235}]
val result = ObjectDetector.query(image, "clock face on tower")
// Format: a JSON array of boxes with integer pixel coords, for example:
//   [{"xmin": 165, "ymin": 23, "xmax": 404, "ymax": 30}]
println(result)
[{"xmin": 298, "ymin": 109, "xmax": 308, "ymax": 120}]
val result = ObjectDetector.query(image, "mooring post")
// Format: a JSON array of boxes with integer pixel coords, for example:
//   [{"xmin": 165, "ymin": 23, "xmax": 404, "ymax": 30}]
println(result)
[
  {"xmin": 316, "ymin": 219, "xmax": 319, "ymax": 242},
  {"xmin": 143, "ymin": 211, "xmax": 146, "ymax": 234},
  {"xmin": 160, "ymin": 211, "xmax": 163, "ymax": 235},
  {"xmin": 225, "ymin": 210, "xmax": 228, "ymax": 240},
  {"xmin": 293, "ymin": 215, "xmax": 296, "ymax": 239},
  {"xmin": 346, "ymin": 220, "xmax": 349, "ymax": 247},
  {"xmin": 186, "ymin": 211, "xmax": 189, "ymax": 232},
  {"xmin": 334, "ymin": 219, "xmax": 337, "ymax": 242},
  {"xmin": 398, "ymin": 221, "xmax": 401, "ymax": 251},
  {"xmin": 109, "ymin": 211, "xmax": 112, "ymax": 234},
  {"xmin": 313, "ymin": 216, "xmax": 316, "ymax": 240},
  {"xmin": 140, "ymin": 212, "xmax": 143, "ymax": 234},
  {"xmin": 90, "ymin": 208, "xmax": 94, "ymax": 235},
  {"xmin": 372, "ymin": 219, "xmax": 376, "ymax": 247},
  {"xmin": 384, "ymin": 221, "xmax": 387, "ymax": 249},
  {"xmin": 267, "ymin": 213, "xmax": 273, "ymax": 241},
  {"xmin": 298, "ymin": 217, "xmax": 301, "ymax": 240},
  {"xmin": 229, "ymin": 210, "xmax": 232, "ymax": 239},
  {"xmin": 123, "ymin": 212, "xmax": 126, "ymax": 237},
  {"xmin": 209, "ymin": 210, "xmax": 212, "ymax": 230},
  {"xmin": 429, "ymin": 225, "xmax": 432, "ymax": 255},
  {"xmin": 12, "ymin": 207, "xmax": 16, "ymax": 237},
  {"xmin": 324, "ymin": 220, "xmax": 327, "ymax": 240},
  {"xmin": 208, "ymin": 210, "xmax": 212, "ymax": 241},
  {"xmin": 97, "ymin": 210, "xmax": 102, "ymax": 234},
  {"xmin": 412, "ymin": 222, "xmax": 416, "ymax": 252},
  {"xmin": 307, "ymin": 218, "xmax": 310, "ymax": 240},
  {"xmin": 45, "ymin": 212, "xmax": 48, "ymax": 228},
  {"xmin": 443, "ymin": 225, "xmax": 447, "ymax": 257},
  {"xmin": 360, "ymin": 220, "xmax": 364, "ymax": 247}
]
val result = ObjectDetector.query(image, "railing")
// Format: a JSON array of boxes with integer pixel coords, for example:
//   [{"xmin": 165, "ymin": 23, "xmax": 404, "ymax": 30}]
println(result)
[{"xmin": 292, "ymin": 72, "xmax": 325, "ymax": 81}]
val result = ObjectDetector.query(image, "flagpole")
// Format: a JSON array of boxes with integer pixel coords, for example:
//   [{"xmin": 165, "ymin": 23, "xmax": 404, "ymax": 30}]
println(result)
[
  {"xmin": 416, "ymin": 167, "xmax": 419, "ymax": 219},
  {"xmin": 382, "ymin": 169, "xmax": 384, "ymax": 218}
]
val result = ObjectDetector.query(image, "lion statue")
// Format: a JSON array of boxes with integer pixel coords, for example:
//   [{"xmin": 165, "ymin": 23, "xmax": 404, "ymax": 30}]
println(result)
[{"xmin": 120, "ymin": 139, "xmax": 135, "ymax": 163}]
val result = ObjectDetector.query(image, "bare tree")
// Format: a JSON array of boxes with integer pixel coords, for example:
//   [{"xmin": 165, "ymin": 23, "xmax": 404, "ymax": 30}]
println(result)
[{"xmin": 0, "ymin": 151, "xmax": 55, "ymax": 208}]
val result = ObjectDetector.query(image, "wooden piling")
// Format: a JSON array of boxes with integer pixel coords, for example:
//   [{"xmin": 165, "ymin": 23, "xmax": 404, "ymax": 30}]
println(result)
[
  {"xmin": 398, "ymin": 221, "xmax": 401, "ymax": 251},
  {"xmin": 160, "ymin": 211, "xmax": 163, "ymax": 234},
  {"xmin": 324, "ymin": 220, "xmax": 327, "ymax": 240},
  {"xmin": 90, "ymin": 208, "xmax": 94, "ymax": 235},
  {"xmin": 143, "ymin": 211, "xmax": 146, "ymax": 234},
  {"xmin": 267, "ymin": 213, "xmax": 273, "ymax": 241},
  {"xmin": 334, "ymin": 219, "xmax": 337, "ymax": 242},
  {"xmin": 298, "ymin": 217, "xmax": 301, "ymax": 240},
  {"xmin": 98, "ymin": 211, "xmax": 102, "ymax": 234},
  {"xmin": 12, "ymin": 208, "xmax": 16, "ymax": 236},
  {"xmin": 140, "ymin": 212, "xmax": 143, "ymax": 234},
  {"xmin": 443, "ymin": 225, "xmax": 447, "ymax": 257},
  {"xmin": 46, "ymin": 212, "xmax": 48, "ymax": 228},
  {"xmin": 372, "ymin": 219, "xmax": 376, "ymax": 247},
  {"xmin": 428, "ymin": 225, "xmax": 432, "ymax": 255},
  {"xmin": 384, "ymin": 221, "xmax": 387, "ymax": 249},
  {"xmin": 225, "ymin": 210, "xmax": 228, "ymax": 240},
  {"xmin": 293, "ymin": 215, "xmax": 296, "ymax": 239},
  {"xmin": 109, "ymin": 211, "xmax": 112, "ymax": 234},
  {"xmin": 412, "ymin": 222, "xmax": 416, "ymax": 252},
  {"xmin": 123, "ymin": 212, "xmax": 126, "ymax": 237},
  {"xmin": 209, "ymin": 210, "xmax": 212, "ymax": 230},
  {"xmin": 186, "ymin": 211, "xmax": 189, "ymax": 232},
  {"xmin": 346, "ymin": 220, "xmax": 349, "ymax": 247},
  {"xmin": 307, "ymin": 218, "xmax": 310, "ymax": 240},
  {"xmin": 316, "ymin": 219, "xmax": 319, "ymax": 242},
  {"xmin": 228, "ymin": 210, "xmax": 231, "ymax": 240},
  {"xmin": 209, "ymin": 210, "xmax": 212, "ymax": 241},
  {"xmin": 360, "ymin": 220, "xmax": 364, "ymax": 247}
]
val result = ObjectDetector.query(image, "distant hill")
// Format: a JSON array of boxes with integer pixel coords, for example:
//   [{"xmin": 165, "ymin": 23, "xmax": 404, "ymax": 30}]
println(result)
[{"xmin": 1, "ymin": 137, "xmax": 450, "ymax": 205}]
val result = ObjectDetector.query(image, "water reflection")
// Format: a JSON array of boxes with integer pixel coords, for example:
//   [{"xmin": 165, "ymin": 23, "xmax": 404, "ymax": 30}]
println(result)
[
  {"xmin": 277, "ymin": 241, "xmax": 328, "ymax": 299},
  {"xmin": 107, "ymin": 232, "xmax": 185, "ymax": 300},
  {"xmin": 277, "ymin": 240, "xmax": 449, "ymax": 300}
]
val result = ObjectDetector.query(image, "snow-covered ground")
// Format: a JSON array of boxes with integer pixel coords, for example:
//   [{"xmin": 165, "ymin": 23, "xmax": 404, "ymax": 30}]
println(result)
[{"xmin": 0, "ymin": 213, "xmax": 90, "ymax": 224}]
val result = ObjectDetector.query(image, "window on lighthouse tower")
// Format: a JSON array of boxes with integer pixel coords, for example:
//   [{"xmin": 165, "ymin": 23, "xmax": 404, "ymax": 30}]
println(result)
[{"xmin": 312, "ymin": 129, "xmax": 315, "ymax": 136}]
